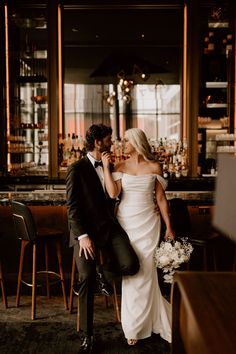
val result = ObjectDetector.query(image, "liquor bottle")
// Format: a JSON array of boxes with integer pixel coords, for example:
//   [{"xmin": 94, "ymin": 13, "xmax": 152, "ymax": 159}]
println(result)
[
  {"xmin": 66, "ymin": 133, "xmax": 72, "ymax": 151},
  {"xmin": 63, "ymin": 133, "xmax": 72, "ymax": 165},
  {"xmin": 226, "ymin": 34, "xmax": 233, "ymax": 51},
  {"xmin": 74, "ymin": 135, "xmax": 79, "ymax": 151},
  {"xmin": 71, "ymin": 133, "xmax": 76, "ymax": 148},
  {"xmin": 226, "ymin": 33, "xmax": 232, "ymax": 57},
  {"xmin": 162, "ymin": 161, "xmax": 169, "ymax": 179},
  {"xmin": 74, "ymin": 135, "xmax": 82, "ymax": 160},
  {"xmin": 208, "ymin": 32, "xmax": 215, "ymax": 52},
  {"xmin": 204, "ymin": 35, "xmax": 209, "ymax": 54},
  {"xmin": 58, "ymin": 134, "xmax": 64, "ymax": 166},
  {"xmin": 174, "ymin": 159, "xmax": 181, "ymax": 178}
]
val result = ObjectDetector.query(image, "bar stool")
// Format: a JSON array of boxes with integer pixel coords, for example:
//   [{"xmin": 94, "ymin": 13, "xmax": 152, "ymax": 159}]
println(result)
[
  {"xmin": 69, "ymin": 253, "xmax": 120, "ymax": 331},
  {"xmin": 168, "ymin": 198, "xmax": 218, "ymax": 271},
  {"xmin": 11, "ymin": 200, "xmax": 68, "ymax": 320}
]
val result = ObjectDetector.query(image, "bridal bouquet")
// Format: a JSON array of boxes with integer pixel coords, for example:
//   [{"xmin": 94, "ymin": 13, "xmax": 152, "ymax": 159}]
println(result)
[{"xmin": 154, "ymin": 237, "xmax": 194, "ymax": 283}]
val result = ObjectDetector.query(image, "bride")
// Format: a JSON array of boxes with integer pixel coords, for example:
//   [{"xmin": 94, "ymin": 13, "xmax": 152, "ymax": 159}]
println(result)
[{"xmin": 101, "ymin": 128, "xmax": 175, "ymax": 345}]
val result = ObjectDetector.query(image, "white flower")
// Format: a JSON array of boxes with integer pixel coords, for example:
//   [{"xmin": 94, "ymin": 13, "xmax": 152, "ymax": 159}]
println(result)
[
  {"xmin": 159, "ymin": 255, "xmax": 170, "ymax": 267},
  {"xmin": 163, "ymin": 242, "xmax": 173, "ymax": 252},
  {"xmin": 154, "ymin": 237, "xmax": 194, "ymax": 284}
]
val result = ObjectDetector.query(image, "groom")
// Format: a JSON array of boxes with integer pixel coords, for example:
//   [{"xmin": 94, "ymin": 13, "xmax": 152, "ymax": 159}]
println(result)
[{"xmin": 66, "ymin": 124, "xmax": 139, "ymax": 354}]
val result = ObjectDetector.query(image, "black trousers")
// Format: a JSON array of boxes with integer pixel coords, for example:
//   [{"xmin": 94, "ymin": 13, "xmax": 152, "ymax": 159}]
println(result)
[{"xmin": 73, "ymin": 223, "xmax": 139, "ymax": 336}]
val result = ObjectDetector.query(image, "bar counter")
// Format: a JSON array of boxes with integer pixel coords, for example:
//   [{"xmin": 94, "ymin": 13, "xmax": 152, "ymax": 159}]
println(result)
[
  {"xmin": 0, "ymin": 176, "xmax": 216, "ymax": 192},
  {"xmin": 0, "ymin": 190, "xmax": 214, "ymax": 206},
  {"xmin": 0, "ymin": 176, "xmax": 216, "ymax": 206}
]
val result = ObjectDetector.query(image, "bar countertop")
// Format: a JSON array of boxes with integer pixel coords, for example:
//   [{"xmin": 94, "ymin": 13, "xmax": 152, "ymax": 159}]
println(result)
[
  {"xmin": 0, "ymin": 176, "xmax": 216, "ymax": 205},
  {"xmin": 0, "ymin": 190, "xmax": 214, "ymax": 205}
]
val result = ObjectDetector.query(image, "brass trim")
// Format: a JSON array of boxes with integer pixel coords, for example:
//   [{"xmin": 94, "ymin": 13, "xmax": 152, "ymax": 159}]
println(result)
[
  {"xmin": 182, "ymin": 2, "xmax": 188, "ymax": 141},
  {"xmin": 58, "ymin": 4, "xmax": 63, "ymax": 135},
  {"xmin": 4, "ymin": 5, "xmax": 10, "ymax": 137}
]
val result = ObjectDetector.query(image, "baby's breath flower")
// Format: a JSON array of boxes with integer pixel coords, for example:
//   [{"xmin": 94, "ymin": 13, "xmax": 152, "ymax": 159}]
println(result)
[{"xmin": 154, "ymin": 238, "xmax": 194, "ymax": 283}]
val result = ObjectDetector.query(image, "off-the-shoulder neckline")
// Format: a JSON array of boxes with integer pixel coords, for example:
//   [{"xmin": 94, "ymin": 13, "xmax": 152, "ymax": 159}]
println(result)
[{"xmin": 113, "ymin": 172, "xmax": 162, "ymax": 177}]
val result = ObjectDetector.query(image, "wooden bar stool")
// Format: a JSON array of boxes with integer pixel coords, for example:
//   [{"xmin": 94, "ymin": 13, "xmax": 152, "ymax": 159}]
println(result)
[
  {"xmin": 69, "ymin": 253, "xmax": 120, "ymax": 331},
  {"xmin": 169, "ymin": 198, "xmax": 218, "ymax": 271},
  {"xmin": 11, "ymin": 200, "xmax": 68, "ymax": 320}
]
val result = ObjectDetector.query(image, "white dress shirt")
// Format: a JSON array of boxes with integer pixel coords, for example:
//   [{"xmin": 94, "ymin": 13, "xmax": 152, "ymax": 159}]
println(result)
[
  {"xmin": 87, "ymin": 153, "xmax": 105, "ymax": 191},
  {"xmin": 77, "ymin": 153, "xmax": 105, "ymax": 241}
]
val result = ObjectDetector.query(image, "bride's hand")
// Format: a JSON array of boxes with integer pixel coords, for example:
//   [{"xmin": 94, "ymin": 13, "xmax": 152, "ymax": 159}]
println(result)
[
  {"xmin": 101, "ymin": 152, "xmax": 112, "ymax": 168},
  {"xmin": 164, "ymin": 227, "xmax": 175, "ymax": 240}
]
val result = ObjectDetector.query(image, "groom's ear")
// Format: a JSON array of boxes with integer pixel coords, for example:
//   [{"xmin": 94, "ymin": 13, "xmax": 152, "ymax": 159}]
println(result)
[{"xmin": 94, "ymin": 139, "xmax": 102, "ymax": 149}]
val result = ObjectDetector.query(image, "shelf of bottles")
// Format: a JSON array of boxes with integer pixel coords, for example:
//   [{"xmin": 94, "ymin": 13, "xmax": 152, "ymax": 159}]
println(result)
[
  {"xmin": 215, "ymin": 133, "xmax": 236, "ymax": 154},
  {"xmin": 198, "ymin": 6, "xmax": 233, "ymax": 175},
  {"xmin": 7, "ymin": 6, "xmax": 48, "ymax": 176},
  {"xmin": 59, "ymin": 134, "xmax": 188, "ymax": 179}
]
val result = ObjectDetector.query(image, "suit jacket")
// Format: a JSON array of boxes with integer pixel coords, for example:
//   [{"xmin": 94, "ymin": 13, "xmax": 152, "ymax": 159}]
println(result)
[{"xmin": 66, "ymin": 155, "xmax": 117, "ymax": 248}]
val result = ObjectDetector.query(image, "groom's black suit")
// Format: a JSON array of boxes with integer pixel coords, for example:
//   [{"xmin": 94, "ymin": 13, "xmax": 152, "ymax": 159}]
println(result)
[{"xmin": 66, "ymin": 155, "xmax": 139, "ymax": 336}]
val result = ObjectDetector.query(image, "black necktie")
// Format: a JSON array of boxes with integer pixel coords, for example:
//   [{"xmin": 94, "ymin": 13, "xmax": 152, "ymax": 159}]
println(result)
[{"xmin": 94, "ymin": 160, "xmax": 103, "ymax": 168}]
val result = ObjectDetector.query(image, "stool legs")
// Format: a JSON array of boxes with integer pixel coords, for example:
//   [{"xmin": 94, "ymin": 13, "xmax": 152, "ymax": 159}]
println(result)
[
  {"xmin": 76, "ymin": 295, "xmax": 80, "ymax": 332},
  {"xmin": 32, "ymin": 243, "xmax": 37, "ymax": 320},
  {"xmin": 16, "ymin": 239, "xmax": 29, "ymax": 308},
  {"xmin": 44, "ymin": 243, "xmax": 50, "ymax": 298},
  {"xmin": 16, "ymin": 238, "xmax": 68, "ymax": 320},
  {"xmin": 16, "ymin": 240, "xmax": 37, "ymax": 320},
  {"xmin": 69, "ymin": 255, "xmax": 121, "ymax": 331},
  {"xmin": 111, "ymin": 280, "xmax": 121, "ymax": 322},
  {"xmin": 99, "ymin": 251, "xmax": 121, "ymax": 322},
  {"xmin": 69, "ymin": 256, "xmax": 79, "ymax": 330},
  {"xmin": 55, "ymin": 240, "xmax": 68, "ymax": 310},
  {"xmin": 69, "ymin": 256, "xmax": 76, "ymax": 314},
  {"xmin": 0, "ymin": 260, "xmax": 8, "ymax": 308}
]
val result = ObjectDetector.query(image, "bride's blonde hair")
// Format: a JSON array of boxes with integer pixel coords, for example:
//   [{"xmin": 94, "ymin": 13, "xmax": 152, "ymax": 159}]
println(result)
[{"xmin": 124, "ymin": 128, "xmax": 155, "ymax": 161}]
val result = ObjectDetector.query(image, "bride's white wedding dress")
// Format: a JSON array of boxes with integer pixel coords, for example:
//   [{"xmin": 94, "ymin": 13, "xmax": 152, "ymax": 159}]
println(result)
[{"xmin": 112, "ymin": 172, "xmax": 172, "ymax": 343}]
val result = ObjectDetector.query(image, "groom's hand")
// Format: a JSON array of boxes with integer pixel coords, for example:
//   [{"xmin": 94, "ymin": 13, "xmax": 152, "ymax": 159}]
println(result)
[{"xmin": 79, "ymin": 236, "xmax": 96, "ymax": 259}]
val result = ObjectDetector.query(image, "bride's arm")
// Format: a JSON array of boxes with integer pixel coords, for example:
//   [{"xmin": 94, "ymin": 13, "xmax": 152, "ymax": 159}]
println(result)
[
  {"xmin": 155, "ymin": 181, "xmax": 175, "ymax": 240},
  {"xmin": 101, "ymin": 152, "xmax": 122, "ymax": 198},
  {"xmin": 152, "ymin": 162, "xmax": 175, "ymax": 240}
]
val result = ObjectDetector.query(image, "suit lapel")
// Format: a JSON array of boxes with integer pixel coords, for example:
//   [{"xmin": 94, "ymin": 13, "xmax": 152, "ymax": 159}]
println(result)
[{"xmin": 83, "ymin": 155, "xmax": 106, "ymax": 196}]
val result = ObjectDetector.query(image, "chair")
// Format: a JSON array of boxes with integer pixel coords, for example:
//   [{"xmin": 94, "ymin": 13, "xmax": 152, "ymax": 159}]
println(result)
[
  {"xmin": 11, "ymin": 200, "xmax": 68, "ymax": 320},
  {"xmin": 69, "ymin": 253, "xmax": 121, "ymax": 331},
  {"xmin": 168, "ymin": 198, "xmax": 217, "ymax": 271}
]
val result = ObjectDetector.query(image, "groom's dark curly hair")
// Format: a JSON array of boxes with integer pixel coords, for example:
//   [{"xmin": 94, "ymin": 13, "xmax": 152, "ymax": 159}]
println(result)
[{"xmin": 85, "ymin": 124, "xmax": 112, "ymax": 151}]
